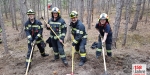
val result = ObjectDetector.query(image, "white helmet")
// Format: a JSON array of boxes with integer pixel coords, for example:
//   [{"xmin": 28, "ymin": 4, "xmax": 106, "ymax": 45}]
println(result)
[
  {"xmin": 99, "ymin": 13, "xmax": 109, "ymax": 20},
  {"xmin": 51, "ymin": 7, "xmax": 60, "ymax": 14}
]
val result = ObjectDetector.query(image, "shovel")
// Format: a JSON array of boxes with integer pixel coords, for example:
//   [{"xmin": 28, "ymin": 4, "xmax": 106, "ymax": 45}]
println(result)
[
  {"xmin": 66, "ymin": 45, "xmax": 75, "ymax": 75},
  {"xmin": 99, "ymin": 34, "xmax": 109, "ymax": 75},
  {"xmin": 40, "ymin": 17, "xmax": 64, "ymax": 46},
  {"xmin": 25, "ymin": 43, "xmax": 35, "ymax": 75},
  {"xmin": 101, "ymin": 42, "xmax": 108, "ymax": 75},
  {"xmin": 71, "ymin": 45, "xmax": 75, "ymax": 75},
  {"xmin": 66, "ymin": 36, "xmax": 75, "ymax": 75}
]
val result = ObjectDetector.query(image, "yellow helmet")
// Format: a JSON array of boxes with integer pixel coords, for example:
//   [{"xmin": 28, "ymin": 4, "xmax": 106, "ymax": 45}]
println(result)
[
  {"xmin": 70, "ymin": 11, "xmax": 78, "ymax": 18},
  {"xmin": 26, "ymin": 9, "xmax": 35, "ymax": 15}
]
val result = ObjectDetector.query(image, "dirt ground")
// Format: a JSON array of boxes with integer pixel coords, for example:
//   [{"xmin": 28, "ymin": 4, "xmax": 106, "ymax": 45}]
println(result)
[{"xmin": 0, "ymin": 12, "xmax": 150, "ymax": 75}]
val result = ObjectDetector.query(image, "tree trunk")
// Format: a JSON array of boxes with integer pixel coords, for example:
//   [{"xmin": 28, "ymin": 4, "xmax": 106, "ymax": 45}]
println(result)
[
  {"xmin": 37, "ymin": 0, "xmax": 40, "ymax": 19},
  {"xmin": 87, "ymin": 0, "xmax": 92, "ymax": 29},
  {"xmin": 109, "ymin": 0, "xmax": 112, "ymax": 14},
  {"xmin": 124, "ymin": 0, "xmax": 127, "ymax": 20},
  {"xmin": 33, "ymin": 0, "xmax": 36, "ymax": 14},
  {"xmin": 122, "ymin": 0, "xmax": 131, "ymax": 46},
  {"xmin": 128, "ymin": 0, "xmax": 132, "ymax": 23},
  {"xmin": 97, "ymin": 0, "xmax": 101, "ymax": 14},
  {"xmin": 9, "ymin": 0, "xmax": 18, "ymax": 30},
  {"xmin": 66, "ymin": 0, "xmax": 72, "ymax": 42},
  {"xmin": 105, "ymin": 0, "xmax": 110, "ymax": 14},
  {"xmin": 79, "ymin": 0, "xmax": 84, "ymax": 22},
  {"xmin": 130, "ymin": 0, "xmax": 142, "ymax": 31},
  {"xmin": 86, "ymin": 0, "xmax": 89, "ymax": 24},
  {"xmin": 52, "ymin": 0, "xmax": 55, "ymax": 7},
  {"xmin": 10, "ymin": 0, "xmax": 15, "ymax": 28},
  {"xmin": 44, "ymin": 0, "xmax": 46, "ymax": 18},
  {"xmin": 112, "ymin": 0, "xmax": 116, "ymax": 7},
  {"xmin": 47, "ymin": 0, "xmax": 49, "ymax": 20},
  {"xmin": 145, "ymin": 0, "xmax": 150, "ymax": 24},
  {"xmin": 76, "ymin": 0, "xmax": 79, "ymax": 12},
  {"xmin": 13, "ymin": 0, "xmax": 18, "ymax": 30},
  {"xmin": 3, "ymin": 0, "xmax": 8, "ymax": 19},
  {"xmin": 40, "ymin": 0, "xmax": 42, "ymax": 17},
  {"xmin": 0, "ymin": 9, "xmax": 8, "ymax": 53},
  {"xmin": 91, "ymin": 0, "xmax": 94, "ymax": 22},
  {"xmin": 19, "ymin": 0, "xmax": 28, "ymax": 39},
  {"xmin": 55, "ymin": 0, "xmax": 57, "ymax": 7},
  {"xmin": 59, "ymin": 0, "xmax": 62, "ymax": 15},
  {"xmin": 101, "ymin": 0, "xmax": 105, "ymax": 11},
  {"xmin": 139, "ymin": 0, "xmax": 146, "ymax": 20},
  {"xmin": 65, "ymin": 0, "xmax": 69, "ymax": 13},
  {"xmin": 112, "ymin": 0, "xmax": 123, "ymax": 48},
  {"xmin": 72, "ymin": 0, "xmax": 76, "ymax": 11}
]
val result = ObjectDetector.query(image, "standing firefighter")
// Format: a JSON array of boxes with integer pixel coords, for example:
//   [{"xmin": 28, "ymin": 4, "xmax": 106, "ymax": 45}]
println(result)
[
  {"xmin": 46, "ymin": 7, "xmax": 68, "ymax": 65},
  {"xmin": 24, "ymin": 9, "xmax": 49, "ymax": 67},
  {"xmin": 95, "ymin": 13, "xmax": 112, "ymax": 58},
  {"xmin": 69, "ymin": 11, "xmax": 87, "ymax": 66}
]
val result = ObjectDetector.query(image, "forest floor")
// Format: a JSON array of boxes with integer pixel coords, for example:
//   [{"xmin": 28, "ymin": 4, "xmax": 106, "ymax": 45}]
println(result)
[{"xmin": 0, "ymin": 12, "xmax": 150, "ymax": 75}]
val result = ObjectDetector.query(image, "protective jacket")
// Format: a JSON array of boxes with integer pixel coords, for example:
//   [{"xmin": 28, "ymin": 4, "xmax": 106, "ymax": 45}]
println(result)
[
  {"xmin": 24, "ymin": 19, "xmax": 43, "ymax": 44},
  {"xmin": 70, "ymin": 20, "xmax": 87, "ymax": 44}
]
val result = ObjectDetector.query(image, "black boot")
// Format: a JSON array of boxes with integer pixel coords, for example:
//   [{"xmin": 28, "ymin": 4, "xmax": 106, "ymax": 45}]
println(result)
[
  {"xmin": 25, "ymin": 61, "xmax": 32, "ymax": 71},
  {"xmin": 25, "ymin": 62, "xmax": 30, "ymax": 68},
  {"xmin": 96, "ymin": 51, "xmax": 101, "ymax": 58},
  {"xmin": 74, "ymin": 50, "xmax": 79, "ymax": 54},
  {"xmin": 107, "ymin": 52, "xmax": 112, "ymax": 57},
  {"xmin": 0, "ymin": 39, "xmax": 2, "ymax": 44},
  {"xmin": 61, "ymin": 58, "xmax": 68, "ymax": 66},
  {"xmin": 41, "ymin": 53, "xmax": 49, "ymax": 57},
  {"xmin": 51, "ymin": 55, "xmax": 59, "ymax": 62},
  {"xmin": 79, "ymin": 57, "xmax": 86, "ymax": 66},
  {"xmin": 54, "ymin": 54, "xmax": 59, "ymax": 59}
]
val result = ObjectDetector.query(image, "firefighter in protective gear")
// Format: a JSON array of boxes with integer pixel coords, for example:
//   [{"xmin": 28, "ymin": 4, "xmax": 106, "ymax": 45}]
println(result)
[
  {"xmin": 95, "ymin": 13, "xmax": 112, "ymax": 58},
  {"xmin": 0, "ymin": 27, "xmax": 2, "ymax": 44},
  {"xmin": 70, "ymin": 11, "xmax": 87, "ymax": 66},
  {"xmin": 46, "ymin": 7, "xmax": 68, "ymax": 65},
  {"xmin": 24, "ymin": 9, "xmax": 49, "ymax": 67}
]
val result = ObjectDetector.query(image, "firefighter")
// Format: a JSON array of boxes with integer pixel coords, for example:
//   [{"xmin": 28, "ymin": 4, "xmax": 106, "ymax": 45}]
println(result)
[
  {"xmin": 95, "ymin": 13, "xmax": 112, "ymax": 58},
  {"xmin": 0, "ymin": 27, "xmax": 2, "ymax": 44},
  {"xmin": 46, "ymin": 7, "xmax": 68, "ymax": 65},
  {"xmin": 69, "ymin": 11, "xmax": 87, "ymax": 66},
  {"xmin": 24, "ymin": 9, "xmax": 49, "ymax": 67}
]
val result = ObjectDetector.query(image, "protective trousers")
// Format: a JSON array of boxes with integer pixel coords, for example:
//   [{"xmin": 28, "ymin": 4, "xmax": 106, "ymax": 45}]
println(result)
[
  {"xmin": 74, "ymin": 38, "xmax": 87, "ymax": 62},
  {"xmin": 96, "ymin": 36, "xmax": 112, "ymax": 57},
  {"xmin": 51, "ymin": 38, "xmax": 66, "ymax": 61},
  {"xmin": 26, "ymin": 41, "xmax": 45, "ymax": 67}
]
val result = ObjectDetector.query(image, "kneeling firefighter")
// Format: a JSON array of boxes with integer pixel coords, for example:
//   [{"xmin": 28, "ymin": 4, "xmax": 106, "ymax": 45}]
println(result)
[{"xmin": 69, "ymin": 11, "xmax": 87, "ymax": 66}]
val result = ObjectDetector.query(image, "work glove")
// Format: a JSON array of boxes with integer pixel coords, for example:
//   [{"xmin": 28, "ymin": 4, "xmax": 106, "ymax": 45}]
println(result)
[
  {"xmin": 28, "ymin": 38, "xmax": 32, "ymax": 42},
  {"xmin": 31, "ymin": 40, "xmax": 36, "ymax": 46},
  {"xmin": 102, "ymin": 42, "xmax": 105, "ymax": 47},
  {"xmin": 72, "ymin": 42, "xmax": 76, "ymax": 46}
]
